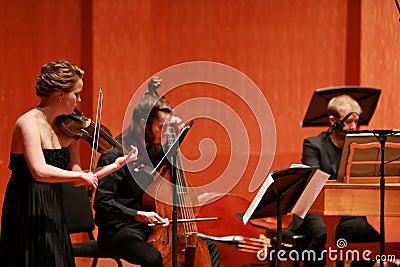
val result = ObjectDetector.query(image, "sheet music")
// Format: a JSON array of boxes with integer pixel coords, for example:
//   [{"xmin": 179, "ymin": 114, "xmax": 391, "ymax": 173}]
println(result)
[
  {"xmin": 242, "ymin": 173, "xmax": 274, "ymax": 225},
  {"xmin": 291, "ymin": 169, "xmax": 330, "ymax": 219},
  {"xmin": 242, "ymin": 165, "xmax": 329, "ymax": 224}
]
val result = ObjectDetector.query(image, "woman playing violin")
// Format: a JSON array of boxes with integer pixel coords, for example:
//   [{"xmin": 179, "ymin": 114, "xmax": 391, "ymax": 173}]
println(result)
[
  {"xmin": 93, "ymin": 94, "xmax": 220, "ymax": 267},
  {"xmin": 0, "ymin": 60, "xmax": 138, "ymax": 267}
]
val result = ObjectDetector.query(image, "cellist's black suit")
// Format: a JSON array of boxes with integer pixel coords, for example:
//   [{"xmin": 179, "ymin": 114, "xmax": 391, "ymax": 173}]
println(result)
[
  {"xmin": 94, "ymin": 147, "xmax": 162, "ymax": 267},
  {"xmin": 93, "ymin": 145, "xmax": 220, "ymax": 267}
]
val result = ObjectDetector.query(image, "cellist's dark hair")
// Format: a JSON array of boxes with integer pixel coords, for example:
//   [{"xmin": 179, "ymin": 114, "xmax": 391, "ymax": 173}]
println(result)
[
  {"xmin": 119, "ymin": 95, "xmax": 172, "ymax": 162},
  {"xmin": 132, "ymin": 95, "xmax": 172, "ymax": 126}
]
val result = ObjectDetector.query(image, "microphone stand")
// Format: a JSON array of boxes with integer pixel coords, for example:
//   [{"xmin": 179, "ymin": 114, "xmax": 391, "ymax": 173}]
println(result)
[
  {"xmin": 341, "ymin": 128, "xmax": 400, "ymax": 267},
  {"xmin": 151, "ymin": 121, "xmax": 194, "ymax": 267},
  {"xmin": 170, "ymin": 150, "xmax": 179, "ymax": 267}
]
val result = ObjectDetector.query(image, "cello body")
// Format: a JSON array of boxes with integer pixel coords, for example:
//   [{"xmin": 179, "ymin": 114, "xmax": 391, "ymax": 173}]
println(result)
[{"xmin": 143, "ymin": 131, "xmax": 212, "ymax": 267}]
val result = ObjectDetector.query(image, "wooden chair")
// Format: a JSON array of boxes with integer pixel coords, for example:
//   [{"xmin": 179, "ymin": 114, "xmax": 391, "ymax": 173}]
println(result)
[{"xmin": 62, "ymin": 182, "xmax": 123, "ymax": 267}]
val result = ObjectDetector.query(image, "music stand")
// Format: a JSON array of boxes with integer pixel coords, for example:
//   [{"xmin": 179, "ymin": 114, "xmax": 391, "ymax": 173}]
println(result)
[
  {"xmin": 238, "ymin": 167, "xmax": 328, "ymax": 267},
  {"xmin": 301, "ymin": 86, "xmax": 380, "ymax": 127}
]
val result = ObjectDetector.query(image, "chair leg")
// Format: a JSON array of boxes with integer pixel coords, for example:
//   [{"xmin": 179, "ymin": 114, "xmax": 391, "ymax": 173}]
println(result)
[{"xmin": 90, "ymin": 258, "xmax": 99, "ymax": 267}]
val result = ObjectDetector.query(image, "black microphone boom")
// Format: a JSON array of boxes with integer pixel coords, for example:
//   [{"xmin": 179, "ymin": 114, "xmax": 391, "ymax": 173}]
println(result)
[{"xmin": 325, "ymin": 112, "xmax": 358, "ymax": 138}]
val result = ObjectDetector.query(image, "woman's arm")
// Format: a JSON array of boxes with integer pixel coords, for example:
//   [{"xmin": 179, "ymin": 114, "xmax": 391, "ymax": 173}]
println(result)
[
  {"xmin": 94, "ymin": 146, "xmax": 138, "ymax": 179},
  {"xmin": 14, "ymin": 114, "xmax": 97, "ymax": 187}
]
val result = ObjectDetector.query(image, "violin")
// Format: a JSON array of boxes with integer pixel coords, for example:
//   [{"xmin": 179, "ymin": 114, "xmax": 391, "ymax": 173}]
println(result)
[{"xmin": 55, "ymin": 108, "xmax": 126, "ymax": 154}]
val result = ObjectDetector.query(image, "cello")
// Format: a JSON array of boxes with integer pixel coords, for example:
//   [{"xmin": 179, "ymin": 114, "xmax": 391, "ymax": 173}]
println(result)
[{"xmin": 143, "ymin": 77, "xmax": 212, "ymax": 267}]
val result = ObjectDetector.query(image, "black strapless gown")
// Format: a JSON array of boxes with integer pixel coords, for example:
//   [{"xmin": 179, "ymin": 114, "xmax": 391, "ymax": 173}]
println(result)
[{"xmin": 0, "ymin": 148, "xmax": 76, "ymax": 267}]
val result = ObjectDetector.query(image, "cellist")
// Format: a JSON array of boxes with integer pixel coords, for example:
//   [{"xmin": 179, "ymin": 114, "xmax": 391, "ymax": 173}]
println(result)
[{"xmin": 93, "ymin": 92, "xmax": 220, "ymax": 267}]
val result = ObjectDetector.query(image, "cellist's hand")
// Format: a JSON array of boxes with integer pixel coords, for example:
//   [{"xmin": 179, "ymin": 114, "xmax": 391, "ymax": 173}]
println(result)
[
  {"xmin": 115, "ymin": 145, "xmax": 138, "ymax": 166},
  {"xmin": 170, "ymin": 116, "xmax": 185, "ymax": 134},
  {"xmin": 136, "ymin": 211, "xmax": 170, "ymax": 227}
]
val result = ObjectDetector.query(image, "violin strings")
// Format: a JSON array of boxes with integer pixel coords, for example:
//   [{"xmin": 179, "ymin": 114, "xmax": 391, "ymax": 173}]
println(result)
[{"xmin": 94, "ymin": 121, "xmax": 124, "ymax": 151}]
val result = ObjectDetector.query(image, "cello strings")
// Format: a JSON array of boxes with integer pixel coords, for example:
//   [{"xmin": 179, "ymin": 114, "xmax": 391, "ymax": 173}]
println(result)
[
  {"xmin": 175, "ymin": 155, "xmax": 192, "ymax": 238},
  {"xmin": 176, "ymin": 152, "xmax": 197, "ymax": 234},
  {"xmin": 168, "ymin": 122, "xmax": 198, "ymax": 244},
  {"xmin": 166, "ymin": 119, "xmax": 202, "ymax": 247}
]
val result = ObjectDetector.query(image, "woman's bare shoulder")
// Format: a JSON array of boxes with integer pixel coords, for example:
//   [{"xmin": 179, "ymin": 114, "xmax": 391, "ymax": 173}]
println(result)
[{"xmin": 15, "ymin": 108, "xmax": 40, "ymax": 125}]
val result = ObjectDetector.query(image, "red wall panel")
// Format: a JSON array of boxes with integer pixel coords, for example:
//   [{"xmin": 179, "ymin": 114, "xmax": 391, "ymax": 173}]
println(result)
[
  {"xmin": 0, "ymin": 0, "xmax": 83, "ymax": 216},
  {"xmin": 1, "ymin": 0, "xmax": 399, "ymax": 266},
  {"xmin": 91, "ymin": 0, "xmax": 348, "ymax": 201}
]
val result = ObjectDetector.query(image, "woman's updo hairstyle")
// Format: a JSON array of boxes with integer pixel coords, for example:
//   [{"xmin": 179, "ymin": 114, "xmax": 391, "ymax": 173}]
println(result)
[{"xmin": 35, "ymin": 60, "xmax": 84, "ymax": 97}]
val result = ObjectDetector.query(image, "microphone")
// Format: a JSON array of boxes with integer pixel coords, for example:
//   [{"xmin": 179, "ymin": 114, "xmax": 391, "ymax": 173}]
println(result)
[
  {"xmin": 330, "ymin": 118, "xmax": 345, "ymax": 133},
  {"xmin": 325, "ymin": 112, "xmax": 356, "ymax": 138}
]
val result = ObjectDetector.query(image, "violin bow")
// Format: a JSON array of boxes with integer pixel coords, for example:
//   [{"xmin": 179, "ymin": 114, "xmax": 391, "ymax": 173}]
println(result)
[
  {"xmin": 87, "ymin": 87, "xmax": 103, "ymax": 201},
  {"xmin": 89, "ymin": 86, "xmax": 104, "ymax": 174}
]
